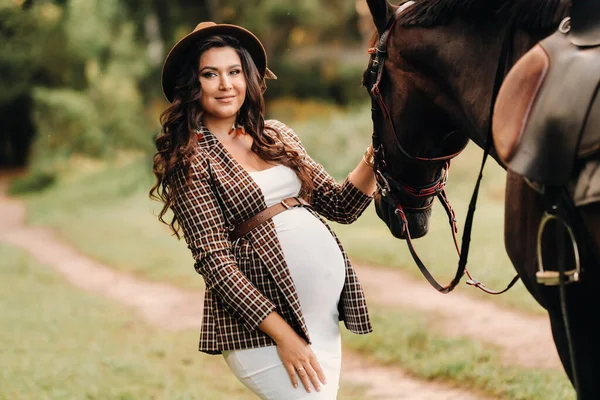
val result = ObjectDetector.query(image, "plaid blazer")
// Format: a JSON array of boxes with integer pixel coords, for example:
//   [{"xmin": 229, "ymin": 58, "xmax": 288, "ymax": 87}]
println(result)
[{"xmin": 172, "ymin": 119, "xmax": 373, "ymax": 354}]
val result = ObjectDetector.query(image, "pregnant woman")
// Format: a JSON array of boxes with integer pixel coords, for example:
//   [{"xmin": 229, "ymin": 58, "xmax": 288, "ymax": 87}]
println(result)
[{"xmin": 150, "ymin": 21, "xmax": 376, "ymax": 399}]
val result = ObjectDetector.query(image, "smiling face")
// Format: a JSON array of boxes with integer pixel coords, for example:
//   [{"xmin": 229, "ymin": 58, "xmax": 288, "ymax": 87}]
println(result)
[{"xmin": 198, "ymin": 46, "xmax": 247, "ymax": 126}]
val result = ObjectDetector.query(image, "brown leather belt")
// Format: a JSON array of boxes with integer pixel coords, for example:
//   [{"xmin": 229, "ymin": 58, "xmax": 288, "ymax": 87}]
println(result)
[{"xmin": 229, "ymin": 197, "xmax": 311, "ymax": 241}]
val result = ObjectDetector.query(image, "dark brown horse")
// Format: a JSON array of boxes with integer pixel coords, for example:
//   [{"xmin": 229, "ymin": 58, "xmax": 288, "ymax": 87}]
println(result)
[{"xmin": 363, "ymin": 0, "xmax": 599, "ymax": 397}]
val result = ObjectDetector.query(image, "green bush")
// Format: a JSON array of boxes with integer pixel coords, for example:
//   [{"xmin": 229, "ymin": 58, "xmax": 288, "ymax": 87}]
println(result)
[
  {"xmin": 31, "ymin": 88, "xmax": 105, "ymax": 161},
  {"xmin": 268, "ymin": 58, "xmax": 367, "ymax": 105},
  {"xmin": 8, "ymin": 169, "xmax": 56, "ymax": 195},
  {"xmin": 10, "ymin": 0, "xmax": 154, "ymax": 174}
]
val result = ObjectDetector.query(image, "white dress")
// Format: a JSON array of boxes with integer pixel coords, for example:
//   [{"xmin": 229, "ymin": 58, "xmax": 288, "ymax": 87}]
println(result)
[{"xmin": 222, "ymin": 164, "xmax": 346, "ymax": 399}]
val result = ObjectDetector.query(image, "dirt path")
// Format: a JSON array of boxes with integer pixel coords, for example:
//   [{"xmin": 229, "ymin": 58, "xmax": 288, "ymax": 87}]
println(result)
[
  {"xmin": 0, "ymin": 172, "xmax": 560, "ymax": 398},
  {"xmin": 353, "ymin": 264, "xmax": 561, "ymax": 370}
]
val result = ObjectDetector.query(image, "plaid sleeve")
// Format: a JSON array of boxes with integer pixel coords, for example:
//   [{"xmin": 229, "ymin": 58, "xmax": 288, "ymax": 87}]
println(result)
[
  {"xmin": 266, "ymin": 119, "xmax": 372, "ymax": 224},
  {"xmin": 172, "ymin": 157, "xmax": 276, "ymax": 331}
]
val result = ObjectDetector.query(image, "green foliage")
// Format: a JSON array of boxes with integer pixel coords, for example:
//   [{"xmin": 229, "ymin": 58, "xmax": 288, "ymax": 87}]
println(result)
[
  {"xmin": 229, "ymin": 0, "xmax": 361, "ymax": 54},
  {"xmin": 32, "ymin": 87, "xmax": 105, "ymax": 159},
  {"xmin": 15, "ymin": 0, "xmax": 155, "ymax": 170},
  {"xmin": 2, "ymin": 0, "xmax": 372, "ymax": 172},
  {"xmin": 0, "ymin": 2, "xmax": 64, "ymax": 103},
  {"xmin": 8, "ymin": 169, "xmax": 56, "ymax": 195},
  {"xmin": 225, "ymin": 0, "xmax": 367, "ymax": 103},
  {"xmin": 268, "ymin": 58, "xmax": 366, "ymax": 105},
  {"xmin": 64, "ymin": 0, "xmax": 124, "ymax": 59}
]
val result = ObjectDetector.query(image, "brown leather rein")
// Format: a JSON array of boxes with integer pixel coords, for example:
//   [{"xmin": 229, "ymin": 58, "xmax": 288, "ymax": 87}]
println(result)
[{"xmin": 365, "ymin": 1, "xmax": 520, "ymax": 295}]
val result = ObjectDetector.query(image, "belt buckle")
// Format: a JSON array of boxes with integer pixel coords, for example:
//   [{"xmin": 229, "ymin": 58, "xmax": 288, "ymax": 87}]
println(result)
[
  {"xmin": 281, "ymin": 197, "xmax": 302, "ymax": 209},
  {"xmin": 281, "ymin": 198, "xmax": 292, "ymax": 209}
]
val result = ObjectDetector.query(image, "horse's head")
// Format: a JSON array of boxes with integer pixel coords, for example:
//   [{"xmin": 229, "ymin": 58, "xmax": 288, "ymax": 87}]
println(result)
[
  {"xmin": 363, "ymin": 0, "xmax": 567, "ymax": 240},
  {"xmin": 363, "ymin": 0, "xmax": 471, "ymax": 239}
]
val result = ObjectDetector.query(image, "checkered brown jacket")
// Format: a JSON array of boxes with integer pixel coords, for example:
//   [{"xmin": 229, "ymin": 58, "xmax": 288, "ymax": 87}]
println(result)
[{"xmin": 171, "ymin": 119, "xmax": 373, "ymax": 354}]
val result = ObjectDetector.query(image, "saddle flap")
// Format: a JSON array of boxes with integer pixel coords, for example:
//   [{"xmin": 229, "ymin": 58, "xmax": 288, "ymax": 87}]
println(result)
[
  {"xmin": 492, "ymin": 45, "xmax": 550, "ymax": 164},
  {"xmin": 493, "ymin": 29, "xmax": 600, "ymax": 186}
]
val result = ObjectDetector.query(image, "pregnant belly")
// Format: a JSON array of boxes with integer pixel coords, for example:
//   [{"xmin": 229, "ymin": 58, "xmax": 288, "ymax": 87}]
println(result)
[{"xmin": 272, "ymin": 208, "xmax": 346, "ymax": 317}]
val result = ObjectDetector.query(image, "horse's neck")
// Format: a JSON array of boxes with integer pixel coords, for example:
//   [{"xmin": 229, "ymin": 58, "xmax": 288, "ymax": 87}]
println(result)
[{"xmin": 436, "ymin": 22, "xmax": 555, "ymax": 155}]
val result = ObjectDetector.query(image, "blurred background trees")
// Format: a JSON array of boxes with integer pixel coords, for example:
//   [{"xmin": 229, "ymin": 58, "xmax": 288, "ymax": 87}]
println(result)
[{"xmin": 0, "ymin": 0, "xmax": 375, "ymax": 174}]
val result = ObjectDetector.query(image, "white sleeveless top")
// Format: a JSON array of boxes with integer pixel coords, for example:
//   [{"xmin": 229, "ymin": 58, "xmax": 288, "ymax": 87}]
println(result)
[{"xmin": 249, "ymin": 164, "xmax": 346, "ymax": 351}]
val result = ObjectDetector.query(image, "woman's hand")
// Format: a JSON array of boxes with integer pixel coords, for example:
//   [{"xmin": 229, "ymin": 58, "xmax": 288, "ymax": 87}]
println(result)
[
  {"xmin": 258, "ymin": 312, "xmax": 327, "ymax": 392},
  {"xmin": 276, "ymin": 332, "xmax": 327, "ymax": 393}
]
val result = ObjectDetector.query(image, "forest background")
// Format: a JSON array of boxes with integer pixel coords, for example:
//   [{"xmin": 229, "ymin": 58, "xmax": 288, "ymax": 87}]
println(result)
[{"xmin": 1, "ymin": 0, "xmax": 374, "ymax": 174}]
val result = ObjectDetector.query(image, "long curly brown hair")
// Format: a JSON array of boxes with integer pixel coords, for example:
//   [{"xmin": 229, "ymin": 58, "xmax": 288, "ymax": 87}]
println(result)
[{"xmin": 150, "ymin": 34, "xmax": 314, "ymax": 237}]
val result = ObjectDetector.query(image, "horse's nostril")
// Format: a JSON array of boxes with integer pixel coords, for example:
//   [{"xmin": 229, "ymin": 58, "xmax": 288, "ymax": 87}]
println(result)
[{"xmin": 374, "ymin": 194, "xmax": 431, "ymax": 240}]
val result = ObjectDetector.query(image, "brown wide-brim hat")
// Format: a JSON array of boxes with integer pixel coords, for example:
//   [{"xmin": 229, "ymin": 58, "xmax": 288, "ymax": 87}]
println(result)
[{"xmin": 161, "ymin": 21, "xmax": 277, "ymax": 103}]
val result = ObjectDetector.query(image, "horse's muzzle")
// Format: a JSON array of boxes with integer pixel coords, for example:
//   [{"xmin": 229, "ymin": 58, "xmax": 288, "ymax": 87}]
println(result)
[{"xmin": 374, "ymin": 192, "xmax": 431, "ymax": 239}]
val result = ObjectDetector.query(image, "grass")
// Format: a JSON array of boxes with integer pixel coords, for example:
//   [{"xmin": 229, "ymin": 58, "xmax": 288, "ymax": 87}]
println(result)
[
  {"xmin": 343, "ymin": 306, "xmax": 575, "ymax": 400},
  {"xmin": 0, "ymin": 244, "xmax": 252, "ymax": 400},
  {"xmin": 0, "ymin": 244, "xmax": 368, "ymax": 399},
  {"xmin": 20, "ymin": 158, "xmax": 204, "ymax": 291}
]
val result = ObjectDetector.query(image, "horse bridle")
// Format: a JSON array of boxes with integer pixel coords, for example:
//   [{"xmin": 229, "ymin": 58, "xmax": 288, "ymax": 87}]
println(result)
[{"xmin": 365, "ymin": 1, "xmax": 520, "ymax": 294}]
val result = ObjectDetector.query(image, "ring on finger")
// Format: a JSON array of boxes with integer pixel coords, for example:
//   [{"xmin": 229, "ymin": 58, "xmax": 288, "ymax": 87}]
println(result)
[{"xmin": 296, "ymin": 367, "xmax": 305, "ymax": 373}]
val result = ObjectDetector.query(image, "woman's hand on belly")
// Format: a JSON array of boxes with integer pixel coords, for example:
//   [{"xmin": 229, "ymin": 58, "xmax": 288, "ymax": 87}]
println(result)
[{"xmin": 258, "ymin": 312, "xmax": 327, "ymax": 393}]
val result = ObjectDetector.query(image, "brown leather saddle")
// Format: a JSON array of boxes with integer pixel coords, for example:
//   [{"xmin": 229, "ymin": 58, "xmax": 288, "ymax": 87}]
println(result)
[
  {"xmin": 493, "ymin": 2, "xmax": 600, "ymax": 188},
  {"xmin": 492, "ymin": 0, "xmax": 600, "ymax": 286}
]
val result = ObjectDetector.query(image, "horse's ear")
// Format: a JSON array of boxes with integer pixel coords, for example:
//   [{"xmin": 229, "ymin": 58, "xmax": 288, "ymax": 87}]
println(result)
[{"xmin": 366, "ymin": 0, "xmax": 395, "ymax": 35}]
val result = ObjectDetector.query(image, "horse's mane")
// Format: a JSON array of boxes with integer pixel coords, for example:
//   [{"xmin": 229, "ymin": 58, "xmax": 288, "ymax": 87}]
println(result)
[
  {"xmin": 396, "ymin": 0, "xmax": 569, "ymax": 29},
  {"xmin": 365, "ymin": 0, "xmax": 569, "ymax": 86}
]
